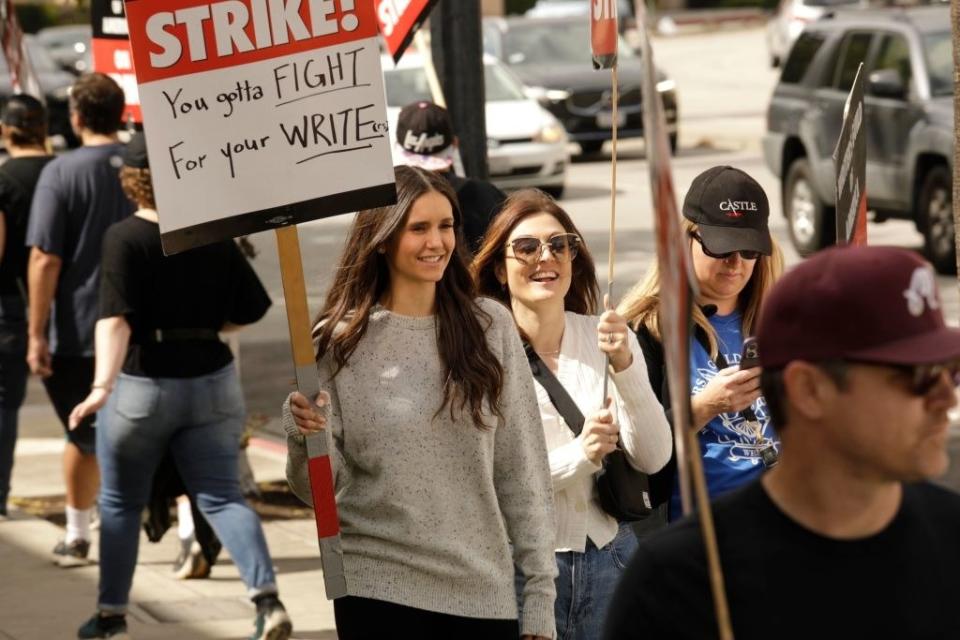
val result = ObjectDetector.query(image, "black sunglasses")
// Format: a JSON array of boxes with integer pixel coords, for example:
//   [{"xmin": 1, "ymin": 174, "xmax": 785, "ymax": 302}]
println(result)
[
  {"xmin": 507, "ymin": 233, "xmax": 581, "ymax": 265},
  {"xmin": 849, "ymin": 360, "xmax": 960, "ymax": 396},
  {"xmin": 690, "ymin": 231, "xmax": 762, "ymax": 261}
]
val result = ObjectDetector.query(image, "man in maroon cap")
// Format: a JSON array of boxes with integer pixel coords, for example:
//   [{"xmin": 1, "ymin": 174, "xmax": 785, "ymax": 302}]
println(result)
[{"xmin": 604, "ymin": 245, "xmax": 960, "ymax": 639}]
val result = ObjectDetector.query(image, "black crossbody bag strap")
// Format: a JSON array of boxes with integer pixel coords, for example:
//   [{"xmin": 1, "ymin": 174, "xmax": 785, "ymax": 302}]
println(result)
[{"xmin": 523, "ymin": 343, "xmax": 585, "ymax": 436}]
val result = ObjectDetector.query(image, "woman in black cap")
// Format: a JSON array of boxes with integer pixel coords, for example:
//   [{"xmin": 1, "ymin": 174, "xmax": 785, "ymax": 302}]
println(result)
[
  {"xmin": 0, "ymin": 95, "xmax": 53, "ymax": 518},
  {"xmin": 619, "ymin": 165, "xmax": 784, "ymax": 524},
  {"xmin": 68, "ymin": 133, "xmax": 293, "ymax": 640}
]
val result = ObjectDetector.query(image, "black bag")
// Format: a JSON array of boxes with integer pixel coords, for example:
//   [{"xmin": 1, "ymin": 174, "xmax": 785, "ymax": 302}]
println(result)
[{"xmin": 524, "ymin": 344, "xmax": 653, "ymax": 521}]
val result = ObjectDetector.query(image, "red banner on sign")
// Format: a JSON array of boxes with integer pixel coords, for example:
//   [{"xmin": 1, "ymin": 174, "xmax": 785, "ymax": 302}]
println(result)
[
  {"xmin": 591, "ymin": 0, "xmax": 618, "ymax": 69},
  {"xmin": 125, "ymin": 0, "xmax": 378, "ymax": 83},
  {"xmin": 93, "ymin": 38, "xmax": 142, "ymax": 124},
  {"xmin": 376, "ymin": 0, "xmax": 438, "ymax": 63}
]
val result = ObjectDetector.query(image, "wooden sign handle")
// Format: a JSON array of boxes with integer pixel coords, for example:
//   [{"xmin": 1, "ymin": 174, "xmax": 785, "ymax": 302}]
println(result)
[{"xmin": 275, "ymin": 225, "xmax": 347, "ymax": 599}]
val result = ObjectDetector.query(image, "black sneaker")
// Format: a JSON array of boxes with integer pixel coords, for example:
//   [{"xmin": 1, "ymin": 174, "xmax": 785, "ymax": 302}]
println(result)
[
  {"xmin": 53, "ymin": 539, "xmax": 91, "ymax": 568},
  {"xmin": 172, "ymin": 536, "xmax": 210, "ymax": 580},
  {"xmin": 249, "ymin": 597, "xmax": 292, "ymax": 640},
  {"xmin": 77, "ymin": 613, "xmax": 129, "ymax": 639}
]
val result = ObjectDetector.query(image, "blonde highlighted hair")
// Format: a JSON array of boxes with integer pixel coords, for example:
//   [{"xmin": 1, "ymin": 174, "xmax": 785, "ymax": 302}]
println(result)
[{"xmin": 617, "ymin": 218, "xmax": 784, "ymax": 358}]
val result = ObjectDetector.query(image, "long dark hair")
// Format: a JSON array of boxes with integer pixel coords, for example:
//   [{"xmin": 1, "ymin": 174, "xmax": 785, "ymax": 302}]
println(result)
[
  {"xmin": 471, "ymin": 189, "xmax": 600, "ymax": 315},
  {"xmin": 313, "ymin": 165, "xmax": 505, "ymax": 429}
]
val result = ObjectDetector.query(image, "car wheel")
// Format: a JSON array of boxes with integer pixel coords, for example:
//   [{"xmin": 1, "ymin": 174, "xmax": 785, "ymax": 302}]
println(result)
[
  {"xmin": 918, "ymin": 164, "xmax": 956, "ymax": 274},
  {"xmin": 542, "ymin": 185, "xmax": 565, "ymax": 199},
  {"xmin": 784, "ymin": 158, "xmax": 835, "ymax": 256},
  {"xmin": 579, "ymin": 141, "xmax": 604, "ymax": 155}
]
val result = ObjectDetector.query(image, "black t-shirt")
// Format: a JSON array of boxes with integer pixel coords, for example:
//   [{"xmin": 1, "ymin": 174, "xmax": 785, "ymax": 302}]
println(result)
[
  {"xmin": 604, "ymin": 481, "xmax": 960, "ymax": 639},
  {"xmin": 0, "ymin": 155, "xmax": 54, "ymax": 296},
  {"xmin": 443, "ymin": 172, "xmax": 506, "ymax": 254},
  {"xmin": 99, "ymin": 216, "xmax": 271, "ymax": 378}
]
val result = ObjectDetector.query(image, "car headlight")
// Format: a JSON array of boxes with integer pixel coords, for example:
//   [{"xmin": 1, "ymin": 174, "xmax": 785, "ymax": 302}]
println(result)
[
  {"xmin": 50, "ymin": 85, "xmax": 70, "ymax": 101},
  {"xmin": 656, "ymin": 79, "xmax": 676, "ymax": 93},
  {"xmin": 524, "ymin": 86, "xmax": 571, "ymax": 104},
  {"xmin": 535, "ymin": 120, "xmax": 567, "ymax": 144}
]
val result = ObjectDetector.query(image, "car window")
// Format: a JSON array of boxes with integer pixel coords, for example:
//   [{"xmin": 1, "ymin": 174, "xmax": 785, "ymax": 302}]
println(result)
[
  {"xmin": 870, "ymin": 33, "xmax": 912, "ymax": 96},
  {"xmin": 383, "ymin": 63, "xmax": 525, "ymax": 108},
  {"xmin": 923, "ymin": 31, "xmax": 952, "ymax": 97},
  {"xmin": 833, "ymin": 32, "xmax": 872, "ymax": 91},
  {"xmin": 781, "ymin": 32, "xmax": 826, "ymax": 84},
  {"xmin": 0, "ymin": 40, "xmax": 59, "ymax": 74},
  {"xmin": 502, "ymin": 21, "xmax": 634, "ymax": 66}
]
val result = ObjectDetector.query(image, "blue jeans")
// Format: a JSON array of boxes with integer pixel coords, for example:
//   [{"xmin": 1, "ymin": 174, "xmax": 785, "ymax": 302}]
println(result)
[
  {"xmin": 96, "ymin": 363, "xmax": 277, "ymax": 613},
  {"xmin": 0, "ymin": 294, "xmax": 27, "ymax": 514},
  {"xmin": 517, "ymin": 523, "xmax": 638, "ymax": 640}
]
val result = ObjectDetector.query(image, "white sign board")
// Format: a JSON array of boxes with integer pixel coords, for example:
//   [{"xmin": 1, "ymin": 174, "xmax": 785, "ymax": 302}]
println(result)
[{"xmin": 125, "ymin": 0, "xmax": 396, "ymax": 254}]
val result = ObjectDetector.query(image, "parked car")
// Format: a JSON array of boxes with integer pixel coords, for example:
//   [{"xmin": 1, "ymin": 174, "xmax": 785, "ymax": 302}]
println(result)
[
  {"xmin": 36, "ymin": 24, "xmax": 92, "ymax": 76},
  {"xmin": 525, "ymin": 0, "xmax": 636, "ymax": 31},
  {"xmin": 483, "ymin": 16, "xmax": 678, "ymax": 155},
  {"xmin": 382, "ymin": 52, "xmax": 569, "ymax": 196},
  {"xmin": 0, "ymin": 36, "xmax": 79, "ymax": 149},
  {"xmin": 762, "ymin": 5, "xmax": 953, "ymax": 270},
  {"xmin": 766, "ymin": 0, "xmax": 861, "ymax": 68}
]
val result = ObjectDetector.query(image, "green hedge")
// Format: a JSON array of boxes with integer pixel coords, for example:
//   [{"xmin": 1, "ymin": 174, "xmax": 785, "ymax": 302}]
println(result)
[{"xmin": 15, "ymin": 2, "xmax": 89, "ymax": 34}]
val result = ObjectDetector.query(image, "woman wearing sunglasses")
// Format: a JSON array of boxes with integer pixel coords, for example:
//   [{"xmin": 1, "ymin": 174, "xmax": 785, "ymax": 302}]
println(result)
[
  {"xmin": 472, "ymin": 190, "xmax": 671, "ymax": 640},
  {"xmin": 619, "ymin": 166, "xmax": 785, "ymax": 523},
  {"xmin": 283, "ymin": 166, "xmax": 556, "ymax": 640}
]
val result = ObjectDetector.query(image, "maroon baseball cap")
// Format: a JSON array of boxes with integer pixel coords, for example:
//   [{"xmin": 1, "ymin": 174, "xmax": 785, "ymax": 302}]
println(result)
[{"xmin": 758, "ymin": 245, "xmax": 960, "ymax": 369}]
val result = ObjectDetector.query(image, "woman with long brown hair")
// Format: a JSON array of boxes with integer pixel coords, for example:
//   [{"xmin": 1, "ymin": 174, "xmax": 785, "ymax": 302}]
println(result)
[
  {"xmin": 472, "ymin": 189, "xmax": 671, "ymax": 640},
  {"xmin": 284, "ymin": 166, "xmax": 556, "ymax": 639},
  {"xmin": 619, "ymin": 165, "xmax": 785, "ymax": 522}
]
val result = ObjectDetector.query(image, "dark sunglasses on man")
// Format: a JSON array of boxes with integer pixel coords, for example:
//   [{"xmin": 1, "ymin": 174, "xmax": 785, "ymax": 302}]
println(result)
[
  {"xmin": 689, "ymin": 231, "xmax": 763, "ymax": 261},
  {"xmin": 896, "ymin": 360, "xmax": 960, "ymax": 396},
  {"xmin": 507, "ymin": 233, "xmax": 581, "ymax": 265}
]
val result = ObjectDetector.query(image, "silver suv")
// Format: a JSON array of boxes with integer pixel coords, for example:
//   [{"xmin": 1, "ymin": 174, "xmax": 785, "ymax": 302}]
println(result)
[{"xmin": 762, "ymin": 5, "xmax": 954, "ymax": 271}]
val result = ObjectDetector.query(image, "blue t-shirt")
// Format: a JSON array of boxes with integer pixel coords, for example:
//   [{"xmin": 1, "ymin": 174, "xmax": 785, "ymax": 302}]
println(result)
[
  {"xmin": 25, "ymin": 144, "xmax": 134, "ymax": 356},
  {"xmin": 669, "ymin": 311, "xmax": 779, "ymax": 519}
]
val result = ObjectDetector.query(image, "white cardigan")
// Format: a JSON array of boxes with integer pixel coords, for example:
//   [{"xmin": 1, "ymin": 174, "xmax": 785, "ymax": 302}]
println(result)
[{"xmin": 536, "ymin": 312, "xmax": 672, "ymax": 552}]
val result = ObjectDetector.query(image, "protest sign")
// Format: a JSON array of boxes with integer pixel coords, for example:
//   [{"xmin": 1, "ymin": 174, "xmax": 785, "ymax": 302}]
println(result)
[
  {"xmin": 124, "ymin": 0, "xmax": 397, "ymax": 255},
  {"xmin": 92, "ymin": 0, "xmax": 142, "ymax": 124},
  {"xmin": 0, "ymin": 0, "xmax": 42, "ymax": 98},
  {"xmin": 591, "ymin": 0, "xmax": 618, "ymax": 70},
  {"xmin": 376, "ymin": 0, "xmax": 439, "ymax": 63},
  {"xmin": 834, "ymin": 62, "xmax": 867, "ymax": 246},
  {"xmin": 637, "ymin": 3, "xmax": 732, "ymax": 637}
]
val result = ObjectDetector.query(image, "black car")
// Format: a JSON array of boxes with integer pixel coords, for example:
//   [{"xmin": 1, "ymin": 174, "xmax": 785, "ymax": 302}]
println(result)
[
  {"xmin": 0, "ymin": 36, "xmax": 79, "ymax": 149},
  {"xmin": 483, "ymin": 16, "xmax": 678, "ymax": 155},
  {"xmin": 762, "ymin": 5, "xmax": 953, "ymax": 270}
]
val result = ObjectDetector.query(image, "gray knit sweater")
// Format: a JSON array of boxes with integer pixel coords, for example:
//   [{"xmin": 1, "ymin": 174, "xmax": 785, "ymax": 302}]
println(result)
[{"xmin": 283, "ymin": 298, "xmax": 557, "ymax": 637}]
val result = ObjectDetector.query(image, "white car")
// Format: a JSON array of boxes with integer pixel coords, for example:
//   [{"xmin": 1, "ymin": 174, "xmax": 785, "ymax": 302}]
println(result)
[
  {"xmin": 381, "ymin": 52, "xmax": 569, "ymax": 197},
  {"xmin": 766, "ymin": 0, "xmax": 861, "ymax": 67}
]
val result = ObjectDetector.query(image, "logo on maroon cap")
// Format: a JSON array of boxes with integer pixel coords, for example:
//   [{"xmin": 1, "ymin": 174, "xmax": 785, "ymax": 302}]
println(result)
[{"xmin": 903, "ymin": 266, "xmax": 940, "ymax": 317}]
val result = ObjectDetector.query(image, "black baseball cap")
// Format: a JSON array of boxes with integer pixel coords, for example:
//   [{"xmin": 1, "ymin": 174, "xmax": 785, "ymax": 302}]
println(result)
[
  {"xmin": 683, "ymin": 165, "xmax": 772, "ymax": 256},
  {"xmin": 394, "ymin": 101, "xmax": 456, "ymax": 171},
  {"xmin": 1, "ymin": 94, "xmax": 46, "ymax": 130},
  {"xmin": 123, "ymin": 131, "xmax": 149, "ymax": 169}
]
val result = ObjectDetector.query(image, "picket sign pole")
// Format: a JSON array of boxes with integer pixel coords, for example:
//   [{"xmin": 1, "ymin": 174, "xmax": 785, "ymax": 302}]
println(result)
[
  {"xmin": 416, "ymin": 29, "xmax": 446, "ymax": 108},
  {"xmin": 275, "ymin": 226, "xmax": 347, "ymax": 600},
  {"xmin": 601, "ymin": 65, "xmax": 620, "ymax": 402}
]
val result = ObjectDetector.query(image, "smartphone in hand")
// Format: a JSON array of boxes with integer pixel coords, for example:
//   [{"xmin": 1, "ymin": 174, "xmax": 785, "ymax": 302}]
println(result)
[{"xmin": 740, "ymin": 337, "xmax": 760, "ymax": 369}]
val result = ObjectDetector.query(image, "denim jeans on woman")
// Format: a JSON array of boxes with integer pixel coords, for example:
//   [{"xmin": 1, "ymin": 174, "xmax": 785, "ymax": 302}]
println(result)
[
  {"xmin": 0, "ymin": 294, "xmax": 28, "ymax": 515},
  {"xmin": 96, "ymin": 363, "xmax": 277, "ymax": 613},
  {"xmin": 517, "ymin": 522, "xmax": 638, "ymax": 640}
]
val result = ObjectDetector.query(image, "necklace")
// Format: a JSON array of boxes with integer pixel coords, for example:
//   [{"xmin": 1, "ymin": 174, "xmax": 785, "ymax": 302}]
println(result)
[{"xmin": 536, "ymin": 347, "xmax": 561, "ymax": 357}]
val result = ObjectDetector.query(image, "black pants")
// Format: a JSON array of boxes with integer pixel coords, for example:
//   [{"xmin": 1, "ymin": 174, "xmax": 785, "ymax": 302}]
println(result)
[
  {"xmin": 334, "ymin": 596, "xmax": 520, "ymax": 639},
  {"xmin": 43, "ymin": 355, "xmax": 95, "ymax": 454}
]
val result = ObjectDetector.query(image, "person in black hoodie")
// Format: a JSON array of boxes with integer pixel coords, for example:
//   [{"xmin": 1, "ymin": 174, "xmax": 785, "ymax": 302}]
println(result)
[
  {"xmin": 393, "ymin": 101, "xmax": 505, "ymax": 254},
  {"xmin": 0, "ymin": 95, "xmax": 54, "ymax": 517}
]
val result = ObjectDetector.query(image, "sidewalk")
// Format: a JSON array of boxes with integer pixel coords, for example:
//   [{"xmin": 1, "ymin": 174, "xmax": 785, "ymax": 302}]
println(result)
[{"xmin": 0, "ymin": 387, "xmax": 337, "ymax": 640}]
